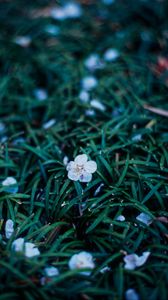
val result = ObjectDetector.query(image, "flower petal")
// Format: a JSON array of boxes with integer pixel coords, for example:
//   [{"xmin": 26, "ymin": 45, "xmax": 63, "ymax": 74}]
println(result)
[
  {"xmin": 5, "ymin": 219, "xmax": 14, "ymax": 239},
  {"xmin": 136, "ymin": 251, "xmax": 150, "ymax": 267},
  {"xmin": 79, "ymin": 172, "xmax": 92, "ymax": 183},
  {"xmin": 75, "ymin": 154, "xmax": 88, "ymax": 165},
  {"xmin": 66, "ymin": 161, "xmax": 76, "ymax": 171},
  {"xmin": 12, "ymin": 238, "xmax": 24, "ymax": 252},
  {"xmin": 68, "ymin": 170, "xmax": 80, "ymax": 181},
  {"xmin": 25, "ymin": 242, "xmax": 40, "ymax": 258},
  {"xmin": 84, "ymin": 161, "xmax": 97, "ymax": 173}
]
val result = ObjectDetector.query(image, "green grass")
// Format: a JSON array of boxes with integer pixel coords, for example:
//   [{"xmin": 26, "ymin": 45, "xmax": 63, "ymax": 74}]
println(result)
[{"xmin": 0, "ymin": 0, "xmax": 168, "ymax": 299}]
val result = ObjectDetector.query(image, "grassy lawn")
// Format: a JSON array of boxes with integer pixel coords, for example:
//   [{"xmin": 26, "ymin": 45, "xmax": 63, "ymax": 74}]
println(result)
[{"xmin": 0, "ymin": 0, "xmax": 168, "ymax": 299}]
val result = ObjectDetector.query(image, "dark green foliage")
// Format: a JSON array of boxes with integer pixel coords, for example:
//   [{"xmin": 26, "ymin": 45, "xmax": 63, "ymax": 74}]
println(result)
[{"xmin": 0, "ymin": 0, "xmax": 168, "ymax": 299}]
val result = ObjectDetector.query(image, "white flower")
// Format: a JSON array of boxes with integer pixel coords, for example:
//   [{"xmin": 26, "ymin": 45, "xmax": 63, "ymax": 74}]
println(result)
[
  {"xmin": 79, "ymin": 90, "xmax": 90, "ymax": 103},
  {"xmin": 34, "ymin": 88, "xmax": 48, "ymax": 101},
  {"xmin": 90, "ymin": 99, "xmax": 106, "ymax": 112},
  {"xmin": 81, "ymin": 76, "xmax": 98, "ymax": 91},
  {"xmin": 116, "ymin": 215, "xmax": 125, "ymax": 222},
  {"xmin": 63, "ymin": 2, "xmax": 82, "ymax": 18},
  {"xmin": 68, "ymin": 251, "xmax": 95, "ymax": 275},
  {"xmin": 5, "ymin": 219, "xmax": 14, "ymax": 239},
  {"xmin": 2, "ymin": 177, "xmax": 18, "ymax": 194},
  {"xmin": 84, "ymin": 54, "xmax": 103, "ymax": 71},
  {"xmin": 43, "ymin": 119, "xmax": 56, "ymax": 129},
  {"xmin": 12, "ymin": 238, "xmax": 40, "ymax": 258},
  {"xmin": 125, "ymin": 289, "xmax": 139, "ymax": 300},
  {"xmin": 104, "ymin": 48, "xmax": 119, "ymax": 61},
  {"xmin": 44, "ymin": 266, "xmax": 59, "ymax": 277},
  {"xmin": 66, "ymin": 154, "xmax": 97, "ymax": 183},
  {"xmin": 14, "ymin": 36, "xmax": 31, "ymax": 47},
  {"xmin": 136, "ymin": 213, "xmax": 153, "ymax": 226},
  {"xmin": 124, "ymin": 252, "xmax": 150, "ymax": 270}
]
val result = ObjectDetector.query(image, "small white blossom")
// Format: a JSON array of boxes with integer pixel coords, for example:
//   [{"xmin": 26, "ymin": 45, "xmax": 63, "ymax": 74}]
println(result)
[
  {"xmin": 2, "ymin": 177, "xmax": 18, "ymax": 194},
  {"xmin": 5, "ymin": 219, "xmax": 14, "ymax": 239},
  {"xmin": 68, "ymin": 251, "xmax": 95, "ymax": 275},
  {"xmin": 116, "ymin": 215, "xmax": 125, "ymax": 222},
  {"xmin": 124, "ymin": 252, "xmax": 150, "ymax": 270},
  {"xmin": 14, "ymin": 36, "xmax": 31, "ymax": 47},
  {"xmin": 90, "ymin": 99, "xmax": 106, "ymax": 111},
  {"xmin": 44, "ymin": 266, "xmax": 59, "ymax": 277},
  {"xmin": 34, "ymin": 88, "xmax": 48, "ymax": 101},
  {"xmin": 104, "ymin": 48, "xmax": 119, "ymax": 62},
  {"xmin": 79, "ymin": 90, "xmax": 90, "ymax": 103},
  {"xmin": 125, "ymin": 289, "xmax": 139, "ymax": 300},
  {"xmin": 43, "ymin": 119, "xmax": 56, "ymax": 129},
  {"xmin": 66, "ymin": 154, "xmax": 97, "ymax": 183},
  {"xmin": 81, "ymin": 76, "xmax": 98, "ymax": 91},
  {"xmin": 12, "ymin": 238, "xmax": 40, "ymax": 258},
  {"xmin": 84, "ymin": 54, "xmax": 103, "ymax": 71},
  {"xmin": 136, "ymin": 213, "xmax": 153, "ymax": 226},
  {"xmin": 63, "ymin": 2, "xmax": 82, "ymax": 18}
]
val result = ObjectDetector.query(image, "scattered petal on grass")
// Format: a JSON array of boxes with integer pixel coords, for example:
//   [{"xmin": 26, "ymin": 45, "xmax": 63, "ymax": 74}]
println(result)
[
  {"xmin": 12, "ymin": 238, "xmax": 40, "ymax": 258},
  {"xmin": 14, "ymin": 36, "xmax": 31, "ymax": 47},
  {"xmin": 81, "ymin": 76, "xmax": 98, "ymax": 91},
  {"xmin": 63, "ymin": 2, "xmax": 82, "ymax": 18},
  {"xmin": 68, "ymin": 251, "xmax": 95, "ymax": 275},
  {"xmin": 84, "ymin": 54, "xmax": 103, "ymax": 71},
  {"xmin": 124, "ymin": 252, "xmax": 150, "ymax": 270},
  {"xmin": 116, "ymin": 215, "xmax": 125, "ymax": 221},
  {"xmin": 136, "ymin": 213, "xmax": 153, "ymax": 225},
  {"xmin": 43, "ymin": 119, "xmax": 56, "ymax": 129},
  {"xmin": 125, "ymin": 289, "xmax": 139, "ymax": 300},
  {"xmin": 85, "ymin": 109, "xmax": 95, "ymax": 116},
  {"xmin": 90, "ymin": 99, "xmax": 106, "ymax": 111},
  {"xmin": 44, "ymin": 24, "xmax": 60, "ymax": 35},
  {"xmin": 34, "ymin": 88, "xmax": 48, "ymax": 101},
  {"xmin": 79, "ymin": 90, "xmax": 90, "ymax": 103},
  {"xmin": 44, "ymin": 266, "xmax": 59, "ymax": 277},
  {"xmin": 94, "ymin": 183, "xmax": 104, "ymax": 196},
  {"xmin": 2, "ymin": 177, "xmax": 18, "ymax": 194},
  {"xmin": 132, "ymin": 134, "xmax": 142, "ymax": 141},
  {"xmin": 5, "ymin": 219, "xmax": 14, "ymax": 239},
  {"xmin": 63, "ymin": 156, "xmax": 69, "ymax": 166},
  {"xmin": 67, "ymin": 154, "xmax": 97, "ymax": 182},
  {"xmin": 104, "ymin": 48, "xmax": 119, "ymax": 61}
]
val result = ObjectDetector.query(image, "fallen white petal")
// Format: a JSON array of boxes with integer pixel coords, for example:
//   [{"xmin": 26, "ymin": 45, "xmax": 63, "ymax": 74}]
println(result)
[
  {"xmin": 116, "ymin": 215, "xmax": 125, "ymax": 222},
  {"xmin": 25, "ymin": 242, "xmax": 40, "ymax": 258},
  {"xmin": 125, "ymin": 289, "xmax": 139, "ymax": 300},
  {"xmin": 79, "ymin": 90, "xmax": 90, "ymax": 103},
  {"xmin": 81, "ymin": 76, "xmax": 98, "ymax": 91},
  {"xmin": 104, "ymin": 48, "xmax": 119, "ymax": 61},
  {"xmin": 90, "ymin": 99, "xmax": 106, "ymax": 112},
  {"xmin": 5, "ymin": 219, "xmax": 14, "ymax": 239},
  {"xmin": 68, "ymin": 251, "xmax": 95, "ymax": 275},
  {"xmin": 12, "ymin": 238, "xmax": 24, "ymax": 252},
  {"xmin": 44, "ymin": 266, "xmax": 59, "ymax": 277},
  {"xmin": 136, "ymin": 213, "xmax": 153, "ymax": 226}
]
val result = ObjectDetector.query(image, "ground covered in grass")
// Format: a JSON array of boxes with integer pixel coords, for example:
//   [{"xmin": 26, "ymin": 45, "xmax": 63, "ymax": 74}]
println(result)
[{"xmin": 0, "ymin": 0, "xmax": 168, "ymax": 299}]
